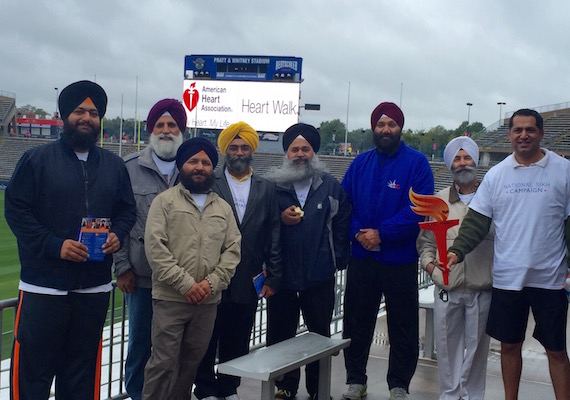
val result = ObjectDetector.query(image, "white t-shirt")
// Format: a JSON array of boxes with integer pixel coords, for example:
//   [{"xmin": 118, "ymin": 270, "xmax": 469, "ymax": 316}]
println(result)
[
  {"xmin": 225, "ymin": 168, "xmax": 251, "ymax": 223},
  {"xmin": 469, "ymin": 149, "xmax": 570, "ymax": 290},
  {"xmin": 152, "ymin": 152, "xmax": 176, "ymax": 183},
  {"xmin": 293, "ymin": 178, "xmax": 312, "ymax": 208}
]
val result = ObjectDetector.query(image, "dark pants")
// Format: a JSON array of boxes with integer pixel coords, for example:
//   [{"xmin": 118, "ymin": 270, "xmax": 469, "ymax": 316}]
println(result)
[
  {"xmin": 266, "ymin": 279, "xmax": 335, "ymax": 396},
  {"xmin": 194, "ymin": 298, "xmax": 258, "ymax": 398},
  {"xmin": 343, "ymin": 258, "xmax": 419, "ymax": 391},
  {"xmin": 10, "ymin": 290, "xmax": 110, "ymax": 400}
]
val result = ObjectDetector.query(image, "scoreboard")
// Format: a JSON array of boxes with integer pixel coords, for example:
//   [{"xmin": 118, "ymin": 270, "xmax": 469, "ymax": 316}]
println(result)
[{"xmin": 183, "ymin": 55, "xmax": 303, "ymax": 132}]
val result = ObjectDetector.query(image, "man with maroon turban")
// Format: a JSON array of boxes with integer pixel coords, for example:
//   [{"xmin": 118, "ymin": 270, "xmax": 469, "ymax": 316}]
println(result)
[
  {"xmin": 113, "ymin": 98, "xmax": 187, "ymax": 400},
  {"xmin": 341, "ymin": 102, "xmax": 434, "ymax": 400}
]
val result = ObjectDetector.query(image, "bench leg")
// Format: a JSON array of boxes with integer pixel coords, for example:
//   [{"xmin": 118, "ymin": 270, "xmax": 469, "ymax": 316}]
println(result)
[
  {"xmin": 261, "ymin": 379, "xmax": 276, "ymax": 400},
  {"xmin": 424, "ymin": 308, "xmax": 435, "ymax": 359},
  {"xmin": 317, "ymin": 356, "xmax": 332, "ymax": 400}
]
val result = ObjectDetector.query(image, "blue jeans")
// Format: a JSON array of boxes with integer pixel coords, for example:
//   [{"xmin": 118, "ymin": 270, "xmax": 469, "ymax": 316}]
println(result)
[{"xmin": 125, "ymin": 288, "xmax": 153, "ymax": 400}]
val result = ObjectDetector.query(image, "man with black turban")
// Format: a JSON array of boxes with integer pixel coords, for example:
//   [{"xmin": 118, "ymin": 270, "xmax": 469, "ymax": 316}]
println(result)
[
  {"xmin": 113, "ymin": 98, "xmax": 187, "ymax": 400},
  {"xmin": 264, "ymin": 123, "xmax": 350, "ymax": 400},
  {"xmin": 142, "ymin": 137, "xmax": 241, "ymax": 400},
  {"xmin": 341, "ymin": 102, "xmax": 434, "ymax": 400},
  {"xmin": 5, "ymin": 80, "xmax": 136, "ymax": 400},
  {"xmin": 194, "ymin": 122, "xmax": 282, "ymax": 400}
]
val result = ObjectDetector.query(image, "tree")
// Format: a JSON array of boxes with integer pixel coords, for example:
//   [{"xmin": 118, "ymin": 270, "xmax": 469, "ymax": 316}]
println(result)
[{"xmin": 18, "ymin": 104, "xmax": 50, "ymax": 119}]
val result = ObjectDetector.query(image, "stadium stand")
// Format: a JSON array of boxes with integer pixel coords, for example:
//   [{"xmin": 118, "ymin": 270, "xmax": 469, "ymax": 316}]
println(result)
[{"xmin": 0, "ymin": 91, "xmax": 17, "ymax": 136}]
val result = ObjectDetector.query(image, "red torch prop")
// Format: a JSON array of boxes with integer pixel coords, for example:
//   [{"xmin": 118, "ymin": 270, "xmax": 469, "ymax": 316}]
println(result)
[{"xmin": 409, "ymin": 188, "xmax": 459, "ymax": 286}]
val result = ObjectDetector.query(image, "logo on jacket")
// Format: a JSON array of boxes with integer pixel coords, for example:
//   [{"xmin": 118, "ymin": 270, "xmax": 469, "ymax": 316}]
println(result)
[{"xmin": 387, "ymin": 180, "xmax": 400, "ymax": 190}]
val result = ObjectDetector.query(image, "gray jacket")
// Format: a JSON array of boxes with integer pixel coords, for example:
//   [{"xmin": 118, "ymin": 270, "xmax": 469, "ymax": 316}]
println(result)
[{"xmin": 113, "ymin": 146, "xmax": 179, "ymax": 288}]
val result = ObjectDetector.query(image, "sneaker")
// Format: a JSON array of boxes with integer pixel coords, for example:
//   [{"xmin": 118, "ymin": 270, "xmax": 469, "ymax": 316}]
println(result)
[
  {"xmin": 275, "ymin": 389, "xmax": 295, "ymax": 399},
  {"xmin": 224, "ymin": 395, "xmax": 240, "ymax": 400},
  {"xmin": 342, "ymin": 383, "xmax": 367, "ymax": 399},
  {"xmin": 389, "ymin": 387, "xmax": 408, "ymax": 399},
  {"xmin": 200, "ymin": 397, "xmax": 221, "ymax": 400}
]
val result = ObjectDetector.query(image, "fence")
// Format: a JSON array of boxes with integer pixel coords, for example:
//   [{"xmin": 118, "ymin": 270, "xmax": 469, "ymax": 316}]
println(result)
[{"xmin": 0, "ymin": 269, "xmax": 432, "ymax": 399}]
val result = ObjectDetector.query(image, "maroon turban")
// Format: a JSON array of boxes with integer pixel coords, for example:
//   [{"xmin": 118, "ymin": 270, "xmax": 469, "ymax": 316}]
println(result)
[
  {"xmin": 146, "ymin": 98, "xmax": 187, "ymax": 133},
  {"xmin": 370, "ymin": 102, "xmax": 405, "ymax": 130}
]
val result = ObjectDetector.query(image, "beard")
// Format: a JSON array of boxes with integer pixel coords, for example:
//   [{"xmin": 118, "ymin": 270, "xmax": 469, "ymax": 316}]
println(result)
[
  {"xmin": 373, "ymin": 131, "xmax": 401, "ymax": 154},
  {"xmin": 179, "ymin": 169, "xmax": 215, "ymax": 194},
  {"xmin": 265, "ymin": 154, "xmax": 329, "ymax": 186},
  {"xmin": 62, "ymin": 120, "xmax": 100, "ymax": 149},
  {"xmin": 226, "ymin": 153, "xmax": 253, "ymax": 174},
  {"xmin": 150, "ymin": 133, "xmax": 184, "ymax": 161},
  {"xmin": 451, "ymin": 165, "xmax": 477, "ymax": 185}
]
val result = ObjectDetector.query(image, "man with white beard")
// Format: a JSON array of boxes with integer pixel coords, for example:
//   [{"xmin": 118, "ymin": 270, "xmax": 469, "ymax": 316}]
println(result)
[
  {"xmin": 265, "ymin": 123, "xmax": 350, "ymax": 400},
  {"xmin": 113, "ymin": 98, "xmax": 186, "ymax": 400},
  {"xmin": 417, "ymin": 136, "xmax": 493, "ymax": 400}
]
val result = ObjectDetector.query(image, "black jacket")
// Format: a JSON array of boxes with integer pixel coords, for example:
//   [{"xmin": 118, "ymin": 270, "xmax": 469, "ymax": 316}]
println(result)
[
  {"xmin": 213, "ymin": 166, "xmax": 282, "ymax": 304},
  {"xmin": 275, "ymin": 173, "xmax": 351, "ymax": 291},
  {"xmin": 5, "ymin": 138, "xmax": 136, "ymax": 290}
]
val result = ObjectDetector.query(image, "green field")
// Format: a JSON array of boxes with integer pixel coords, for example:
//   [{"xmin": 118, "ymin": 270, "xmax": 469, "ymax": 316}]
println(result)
[{"xmin": 0, "ymin": 190, "xmax": 19, "ymax": 359}]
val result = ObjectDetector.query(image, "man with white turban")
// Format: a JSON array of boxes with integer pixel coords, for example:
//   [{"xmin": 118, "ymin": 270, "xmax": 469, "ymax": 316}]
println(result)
[
  {"xmin": 417, "ymin": 135, "xmax": 494, "ymax": 400},
  {"xmin": 194, "ymin": 122, "xmax": 282, "ymax": 400}
]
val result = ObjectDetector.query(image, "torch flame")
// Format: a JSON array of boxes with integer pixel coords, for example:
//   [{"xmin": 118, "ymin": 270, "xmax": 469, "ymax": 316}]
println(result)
[{"xmin": 409, "ymin": 188, "xmax": 449, "ymax": 222}]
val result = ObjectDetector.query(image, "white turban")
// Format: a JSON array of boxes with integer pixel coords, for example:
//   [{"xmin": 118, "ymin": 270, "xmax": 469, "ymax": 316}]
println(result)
[{"xmin": 443, "ymin": 136, "xmax": 479, "ymax": 169}]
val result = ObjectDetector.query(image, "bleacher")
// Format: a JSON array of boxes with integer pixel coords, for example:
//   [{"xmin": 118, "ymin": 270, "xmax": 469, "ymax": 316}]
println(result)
[{"xmin": 0, "ymin": 93, "xmax": 17, "ymax": 136}]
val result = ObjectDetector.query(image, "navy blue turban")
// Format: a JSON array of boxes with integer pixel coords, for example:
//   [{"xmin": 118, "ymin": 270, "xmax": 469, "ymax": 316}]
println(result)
[{"xmin": 176, "ymin": 137, "xmax": 218, "ymax": 170}]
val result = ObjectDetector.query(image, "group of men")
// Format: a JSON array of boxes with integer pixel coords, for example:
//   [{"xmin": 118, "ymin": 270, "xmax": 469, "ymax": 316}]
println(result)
[{"xmin": 5, "ymin": 79, "xmax": 570, "ymax": 400}]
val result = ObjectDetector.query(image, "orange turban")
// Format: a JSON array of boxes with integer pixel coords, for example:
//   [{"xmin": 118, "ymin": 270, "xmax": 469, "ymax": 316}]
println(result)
[{"xmin": 218, "ymin": 122, "xmax": 259, "ymax": 153}]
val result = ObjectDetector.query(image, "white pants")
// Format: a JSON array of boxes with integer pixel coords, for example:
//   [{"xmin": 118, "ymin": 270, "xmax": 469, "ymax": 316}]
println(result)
[{"xmin": 433, "ymin": 287, "xmax": 492, "ymax": 400}]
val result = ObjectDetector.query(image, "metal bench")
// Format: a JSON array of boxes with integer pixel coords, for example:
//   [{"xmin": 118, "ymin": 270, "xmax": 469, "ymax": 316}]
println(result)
[{"xmin": 217, "ymin": 332, "xmax": 351, "ymax": 400}]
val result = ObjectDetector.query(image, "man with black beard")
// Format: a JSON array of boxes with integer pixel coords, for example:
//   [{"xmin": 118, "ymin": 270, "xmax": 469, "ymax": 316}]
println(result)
[
  {"xmin": 5, "ymin": 80, "xmax": 136, "ymax": 400},
  {"xmin": 113, "ymin": 98, "xmax": 186, "ymax": 400},
  {"xmin": 142, "ymin": 137, "xmax": 241, "ymax": 400},
  {"xmin": 417, "ymin": 136, "xmax": 493, "ymax": 400},
  {"xmin": 341, "ymin": 102, "xmax": 433, "ymax": 400},
  {"xmin": 264, "ymin": 123, "xmax": 350, "ymax": 400},
  {"xmin": 194, "ymin": 122, "xmax": 282, "ymax": 400}
]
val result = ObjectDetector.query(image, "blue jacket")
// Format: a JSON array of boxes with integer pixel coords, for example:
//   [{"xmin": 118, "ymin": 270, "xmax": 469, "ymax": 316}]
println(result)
[
  {"xmin": 342, "ymin": 142, "xmax": 434, "ymax": 265},
  {"xmin": 275, "ymin": 173, "xmax": 350, "ymax": 291},
  {"xmin": 5, "ymin": 138, "xmax": 136, "ymax": 290}
]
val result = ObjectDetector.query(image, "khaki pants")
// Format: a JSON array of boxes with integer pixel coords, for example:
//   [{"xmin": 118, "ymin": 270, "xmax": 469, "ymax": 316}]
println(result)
[{"xmin": 142, "ymin": 299, "xmax": 217, "ymax": 400}]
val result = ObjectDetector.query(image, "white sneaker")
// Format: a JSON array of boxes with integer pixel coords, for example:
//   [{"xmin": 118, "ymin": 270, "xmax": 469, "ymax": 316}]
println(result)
[
  {"xmin": 342, "ymin": 383, "xmax": 367, "ymax": 399},
  {"xmin": 225, "ymin": 395, "xmax": 240, "ymax": 400},
  {"xmin": 201, "ymin": 397, "xmax": 221, "ymax": 400},
  {"xmin": 389, "ymin": 387, "xmax": 408, "ymax": 399}
]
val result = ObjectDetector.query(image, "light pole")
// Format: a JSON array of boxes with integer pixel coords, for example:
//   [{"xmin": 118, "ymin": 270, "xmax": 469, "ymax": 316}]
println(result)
[
  {"xmin": 466, "ymin": 102, "xmax": 473, "ymax": 126},
  {"xmin": 54, "ymin": 87, "xmax": 59, "ymax": 118},
  {"xmin": 497, "ymin": 102, "xmax": 506, "ymax": 126}
]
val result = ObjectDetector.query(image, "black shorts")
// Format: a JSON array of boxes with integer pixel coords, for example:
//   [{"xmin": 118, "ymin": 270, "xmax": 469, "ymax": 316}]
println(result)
[{"xmin": 486, "ymin": 287, "xmax": 568, "ymax": 351}]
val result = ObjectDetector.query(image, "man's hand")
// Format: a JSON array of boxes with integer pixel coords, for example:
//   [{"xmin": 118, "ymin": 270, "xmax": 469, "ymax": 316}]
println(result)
[
  {"xmin": 60, "ymin": 239, "xmax": 89, "ymax": 262},
  {"xmin": 102, "ymin": 232, "xmax": 121, "ymax": 254},
  {"xmin": 259, "ymin": 284, "xmax": 275, "ymax": 299},
  {"xmin": 356, "ymin": 228, "xmax": 381, "ymax": 251},
  {"xmin": 281, "ymin": 205, "xmax": 303, "ymax": 226},
  {"xmin": 184, "ymin": 280, "xmax": 211, "ymax": 304},
  {"xmin": 443, "ymin": 253, "xmax": 459, "ymax": 271},
  {"xmin": 116, "ymin": 270, "xmax": 136, "ymax": 294},
  {"xmin": 426, "ymin": 262, "xmax": 436, "ymax": 276}
]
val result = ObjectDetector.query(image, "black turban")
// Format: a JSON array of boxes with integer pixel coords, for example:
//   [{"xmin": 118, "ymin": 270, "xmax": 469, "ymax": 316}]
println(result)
[
  {"xmin": 282, "ymin": 123, "xmax": 320, "ymax": 153},
  {"xmin": 58, "ymin": 80, "xmax": 107, "ymax": 120},
  {"xmin": 176, "ymin": 137, "xmax": 218, "ymax": 171}
]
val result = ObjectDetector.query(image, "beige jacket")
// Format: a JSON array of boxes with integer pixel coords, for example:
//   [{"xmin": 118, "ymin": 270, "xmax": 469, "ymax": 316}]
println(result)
[
  {"xmin": 145, "ymin": 183, "xmax": 241, "ymax": 303},
  {"xmin": 417, "ymin": 185, "xmax": 493, "ymax": 291}
]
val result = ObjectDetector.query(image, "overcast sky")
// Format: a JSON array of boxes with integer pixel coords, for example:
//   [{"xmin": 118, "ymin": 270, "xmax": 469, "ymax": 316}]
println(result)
[{"xmin": 2, "ymin": 0, "xmax": 570, "ymax": 133}]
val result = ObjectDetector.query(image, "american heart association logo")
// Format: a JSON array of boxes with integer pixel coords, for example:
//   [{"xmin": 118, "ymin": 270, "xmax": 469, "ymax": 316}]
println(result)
[{"xmin": 183, "ymin": 82, "xmax": 199, "ymax": 112}]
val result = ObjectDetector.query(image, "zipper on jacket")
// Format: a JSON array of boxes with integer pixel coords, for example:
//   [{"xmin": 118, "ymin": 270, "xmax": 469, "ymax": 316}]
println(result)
[{"xmin": 80, "ymin": 160, "xmax": 90, "ymax": 213}]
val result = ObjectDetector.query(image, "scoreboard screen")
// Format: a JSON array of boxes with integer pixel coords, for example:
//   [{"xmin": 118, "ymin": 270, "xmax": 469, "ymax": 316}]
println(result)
[{"xmin": 184, "ymin": 55, "xmax": 302, "ymax": 82}]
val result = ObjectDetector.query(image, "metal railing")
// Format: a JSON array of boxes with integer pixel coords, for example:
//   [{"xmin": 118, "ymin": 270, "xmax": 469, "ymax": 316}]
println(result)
[{"xmin": 1, "ymin": 268, "xmax": 432, "ymax": 399}]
